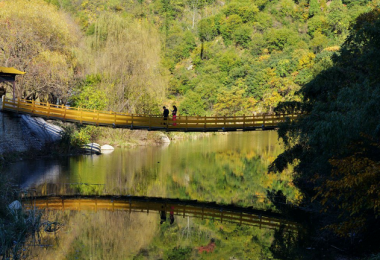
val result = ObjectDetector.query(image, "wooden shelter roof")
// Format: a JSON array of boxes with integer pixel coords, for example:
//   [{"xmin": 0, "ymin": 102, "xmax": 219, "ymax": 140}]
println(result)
[
  {"xmin": 0, "ymin": 66, "xmax": 25, "ymax": 75},
  {"xmin": 0, "ymin": 66, "xmax": 25, "ymax": 83}
]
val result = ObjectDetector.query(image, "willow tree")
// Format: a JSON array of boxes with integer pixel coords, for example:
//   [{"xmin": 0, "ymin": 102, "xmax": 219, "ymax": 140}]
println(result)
[
  {"xmin": 79, "ymin": 14, "xmax": 168, "ymax": 114},
  {"xmin": 0, "ymin": 0, "xmax": 78, "ymax": 103}
]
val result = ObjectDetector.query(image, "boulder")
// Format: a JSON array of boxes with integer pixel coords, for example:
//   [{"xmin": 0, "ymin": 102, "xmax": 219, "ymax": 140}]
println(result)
[
  {"xmin": 155, "ymin": 132, "xmax": 171, "ymax": 144},
  {"xmin": 101, "ymin": 144, "xmax": 114, "ymax": 154},
  {"xmin": 82, "ymin": 143, "xmax": 101, "ymax": 155},
  {"xmin": 8, "ymin": 200, "xmax": 22, "ymax": 211}
]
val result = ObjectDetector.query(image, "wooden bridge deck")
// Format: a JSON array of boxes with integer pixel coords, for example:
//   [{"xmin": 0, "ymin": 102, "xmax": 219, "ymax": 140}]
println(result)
[
  {"xmin": 2, "ymin": 97, "xmax": 301, "ymax": 132},
  {"xmin": 23, "ymin": 195, "xmax": 299, "ymax": 232}
]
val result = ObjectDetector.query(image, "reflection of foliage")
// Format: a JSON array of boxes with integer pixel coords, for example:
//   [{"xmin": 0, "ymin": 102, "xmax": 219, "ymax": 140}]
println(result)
[
  {"xmin": 146, "ymin": 217, "xmax": 274, "ymax": 259},
  {"xmin": 164, "ymin": 246, "xmax": 192, "ymax": 260},
  {"xmin": 0, "ymin": 175, "xmax": 43, "ymax": 259},
  {"xmin": 270, "ymin": 225, "xmax": 308, "ymax": 260}
]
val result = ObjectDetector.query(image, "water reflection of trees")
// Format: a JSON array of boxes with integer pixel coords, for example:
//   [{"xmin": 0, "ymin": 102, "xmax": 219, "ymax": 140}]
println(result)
[
  {"xmin": 27, "ymin": 211, "xmax": 158, "ymax": 260},
  {"xmin": 27, "ymin": 209, "xmax": 277, "ymax": 259}
]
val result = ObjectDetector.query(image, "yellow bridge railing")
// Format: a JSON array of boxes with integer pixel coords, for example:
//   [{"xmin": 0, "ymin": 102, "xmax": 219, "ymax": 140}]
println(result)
[
  {"xmin": 2, "ymin": 97, "xmax": 301, "ymax": 132},
  {"xmin": 23, "ymin": 196, "xmax": 299, "ymax": 231}
]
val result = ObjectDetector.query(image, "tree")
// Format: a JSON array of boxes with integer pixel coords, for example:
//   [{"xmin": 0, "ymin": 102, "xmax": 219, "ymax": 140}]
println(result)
[
  {"xmin": 0, "ymin": 0, "xmax": 78, "ymax": 103},
  {"xmin": 213, "ymin": 84, "xmax": 256, "ymax": 116},
  {"xmin": 269, "ymin": 9, "xmax": 380, "ymax": 253},
  {"xmin": 327, "ymin": 0, "xmax": 349, "ymax": 35},
  {"xmin": 309, "ymin": 0, "xmax": 321, "ymax": 17}
]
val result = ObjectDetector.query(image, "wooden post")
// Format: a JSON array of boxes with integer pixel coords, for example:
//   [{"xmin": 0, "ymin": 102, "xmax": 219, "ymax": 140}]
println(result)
[
  {"xmin": 243, "ymin": 114, "xmax": 245, "ymax": 129},
  {"xmin": 262, "ymin": 114, "xmax": 266, "ymax": 129},
  {"xmin": 12, "ymin": 81, "xmax": 15, "ymax": 102},
  {"xmin": 32, "ymin": 100, "xmax": 35, "ymax": 114},
  {"xmin": 1, "ymin": 96, "xmax": 4, "ymax": 110},
  {"xmin": 63, "ymin": 105, "xmax": 67, "ymax": 121},
  {"xmin": 204, "ymin": 115, "xmax": 206, "ymax": 130},
  {"xmin": 131, "ymin": 114, "xmax": 134, "ymax": 128},
  {"xmin": 47, "ymin": 101, "xmax": 50, "ymax": 118},
  {"xmin": 183, "ymin": 206, "xmax": 186, "ymax": 218},
  {"xmin": 17, "ymin": 99, "xmax": 20, "ymax": 113},
  {"xmin": 224, "ymin": 115, "xmax": 226, "ymax": 130},
  {"xmin": 259, "ymin": 215, "xmax": 262, "ymax": 229}
]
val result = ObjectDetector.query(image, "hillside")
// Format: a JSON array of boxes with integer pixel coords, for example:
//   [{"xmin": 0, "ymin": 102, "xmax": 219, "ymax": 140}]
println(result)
[{"xmin": 1, "ymin": 0, "xmax": 374, "ymax": 116}]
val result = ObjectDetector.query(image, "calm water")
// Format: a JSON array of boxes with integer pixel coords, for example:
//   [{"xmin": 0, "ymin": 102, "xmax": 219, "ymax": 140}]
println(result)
[{"xmin": 8, "ymin": 131, "xmax": 298, "ymax": 259}]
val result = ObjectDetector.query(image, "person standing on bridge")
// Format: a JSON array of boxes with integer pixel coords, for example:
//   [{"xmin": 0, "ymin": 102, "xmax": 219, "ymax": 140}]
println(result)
[
  {"xmin": 163, "ymin": 106, "xmax": 169, "ymax": 125},
  {"xmin": 172, "ymin": 105, "xmax": 177, "ymax": 126}
]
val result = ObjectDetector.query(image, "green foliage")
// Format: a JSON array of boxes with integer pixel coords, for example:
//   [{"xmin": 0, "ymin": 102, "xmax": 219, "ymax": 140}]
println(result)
[
  {"xmin": 309, "ymin": 0, "xmax": 321, "ymax": 17},
  {"xmin": 264, "ymin": 28, "xmax": 299, "ymax": 52},
  {"xmin": 164, "ymin": 247, "xmax": 192, "ymax": 260},
  {"xmin": 233, "ymin": 24, "xmax": 253, "ymax": 48},
  {"xmin": 180, "ymin": 91, "xmax": 206, "ymax": 115},
  {"xmin": 70, "ymin": 75, "xmax": 108, "ymax": 110},
  {"xmin": 198, "ymin": 16, "xmax": 218, "ymax": 42},
  {"xmin": 220, "ymin": 14, "xmax": 243, "ymax": 44},
  {"xmin": 223, "ymin": 1, "xmax": 259, "ymax": 22},
  {"xmin": 327, "ymin": 0, "xmax": 349, "ymax": 35}
]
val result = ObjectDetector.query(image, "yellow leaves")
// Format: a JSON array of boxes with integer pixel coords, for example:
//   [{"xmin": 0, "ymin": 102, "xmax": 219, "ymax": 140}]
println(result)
[
  {"xmin": 81, "ymin": 1, "xmax": 89, "ymax": 8},
  {"xmin": 298, "ymin": 52, "xmax": 315, "ymax": 69},
  {"xmin": 323, "ymin": 46, "xmax": 341, "ymax": 52},
  {"xmin": 258, "ymin": 54, "xmax": 270, "ymax": 61}
]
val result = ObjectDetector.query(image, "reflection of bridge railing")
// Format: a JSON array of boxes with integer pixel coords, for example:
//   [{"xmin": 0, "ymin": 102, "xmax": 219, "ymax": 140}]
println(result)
[
  {"xmin": 2, "ymin": 97, "xmax": 301, "ymax": 132},
  {"xmin": 23, "ymin": 195, "xmax": 299, "ymax": 232}
]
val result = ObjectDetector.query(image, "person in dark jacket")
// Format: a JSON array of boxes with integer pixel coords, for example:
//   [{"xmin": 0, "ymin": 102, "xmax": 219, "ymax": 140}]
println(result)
[{"xmin": 163, "ymin": 106, "xmax": 169, "ymax": 124}]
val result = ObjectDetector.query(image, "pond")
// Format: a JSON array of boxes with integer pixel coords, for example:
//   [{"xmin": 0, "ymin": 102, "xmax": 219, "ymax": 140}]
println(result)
[{"xmin": 7, "ymin": 131, "xmax": 299, "ymax": 259}]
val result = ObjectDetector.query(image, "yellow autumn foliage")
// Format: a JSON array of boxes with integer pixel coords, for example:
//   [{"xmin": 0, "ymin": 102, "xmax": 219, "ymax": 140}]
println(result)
[{"xmin": 0, "ymin": 0, "xmax": 78, "ymax": 102}]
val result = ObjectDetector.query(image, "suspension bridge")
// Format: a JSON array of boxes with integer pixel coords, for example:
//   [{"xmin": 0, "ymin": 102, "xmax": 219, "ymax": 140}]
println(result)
[
  {"xmin": 22, "ymin": 195, "xmax": 299, "ymax": 231},
  {"xmin": 1, "ymin": 97, "xmax": 301, "ymax": 132}
]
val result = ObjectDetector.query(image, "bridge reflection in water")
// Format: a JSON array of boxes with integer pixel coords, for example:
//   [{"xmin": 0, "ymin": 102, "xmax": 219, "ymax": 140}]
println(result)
[{"xmin": 23, "ymin": 195, "xmax": 298, "ymax": 232}]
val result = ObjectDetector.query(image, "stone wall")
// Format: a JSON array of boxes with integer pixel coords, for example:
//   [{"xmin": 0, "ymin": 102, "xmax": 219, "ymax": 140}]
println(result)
[{"xmin": 0, "ymin": 99, "xmax": 62, "ymax": 154}]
